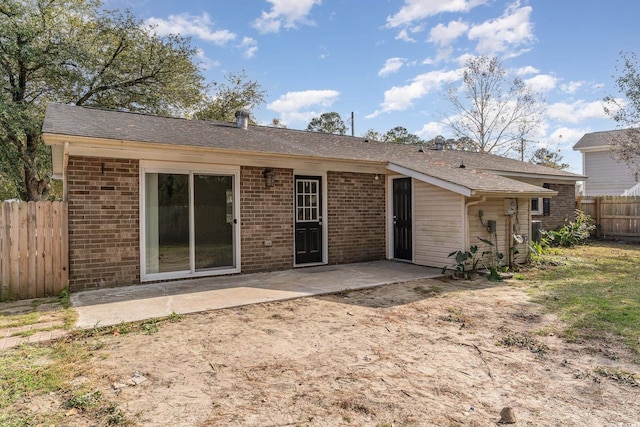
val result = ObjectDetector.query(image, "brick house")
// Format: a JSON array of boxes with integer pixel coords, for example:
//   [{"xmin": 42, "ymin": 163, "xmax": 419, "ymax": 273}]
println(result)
[{"xmin": 43, "ymin": 104, "xmax": 584, "ymax": 291}]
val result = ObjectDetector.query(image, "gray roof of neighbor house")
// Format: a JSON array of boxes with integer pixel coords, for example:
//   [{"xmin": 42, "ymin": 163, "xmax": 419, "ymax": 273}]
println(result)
[
  {"xmin": 573, "ymin": 129, "xmax": 635, "ymax": 150},
  {"xmin": 43, "ymin": 104, "xmax": 583, "ymax": 196}
]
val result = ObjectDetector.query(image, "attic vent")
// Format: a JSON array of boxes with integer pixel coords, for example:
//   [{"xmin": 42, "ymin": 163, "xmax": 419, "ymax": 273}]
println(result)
[
  {"xmin": 434, "ymin": 135, "xmax": 445, "ymax": 151},
  {"xmin": 235, "ymin": 110, "xmax": 249, "ymax": 129}
]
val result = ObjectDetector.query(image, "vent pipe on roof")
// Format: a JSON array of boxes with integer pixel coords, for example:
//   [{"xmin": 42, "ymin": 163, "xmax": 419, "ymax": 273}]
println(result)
[
  {"xmin": 434, "ymin": 135, "xmax": 445, "ymax": 151},
  {"xmin": 235, "ymin": 110, "xmax": 249, "ymax": 129}
]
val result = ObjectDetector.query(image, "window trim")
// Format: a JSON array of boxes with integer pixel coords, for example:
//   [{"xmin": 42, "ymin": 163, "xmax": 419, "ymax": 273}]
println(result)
[
  {"xmin": 139, "ymin": 160, "xmax": 241, "ymax": 282},
  {"xmin": 531, "ymin": 197, "xmax": 543, "ymax": 215},
  {"xmin": 532, "ymin": 183, "xmax": 551, "ymax": 216}
]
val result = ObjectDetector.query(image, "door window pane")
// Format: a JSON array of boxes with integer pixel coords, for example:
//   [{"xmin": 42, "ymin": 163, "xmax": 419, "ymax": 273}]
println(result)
[
  {"xmin": 145, "ymin": 173, "xmax": 190, "ymax": 274},
  {"xmin": 194, "ymin": 175, "xmax": 234, "ymax": 270}
]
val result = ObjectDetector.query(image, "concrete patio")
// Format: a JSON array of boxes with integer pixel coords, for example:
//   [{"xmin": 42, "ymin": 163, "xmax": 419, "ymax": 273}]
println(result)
[{"xmin": 71, "ymin": 260, "xmax": 442, "ymax": 328}]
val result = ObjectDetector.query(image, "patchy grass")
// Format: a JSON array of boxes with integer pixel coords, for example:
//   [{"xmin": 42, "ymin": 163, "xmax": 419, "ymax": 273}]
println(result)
[
  {"xmin": 517, "ymin": 241, "xmax": 640, "ymax": 359},
  {"xmin": 413, "ymin": 285, "xmax": 442, "ymax": 296},
  {"xmin": 0, "ymin": 341, "xmax": 96, "ymax": 425},
  {"xmin": 498, "ymin": 330, "xmax": 548, "ymax": 357},
  {"xmin": 594, "ymin": 366, "xmax": 640, "ymax": 387},
  {"xmin": 0, "ymin": 310, "xmax": 186, "ymax": 426}
]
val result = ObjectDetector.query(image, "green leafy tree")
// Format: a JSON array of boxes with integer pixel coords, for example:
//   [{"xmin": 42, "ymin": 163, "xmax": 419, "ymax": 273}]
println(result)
[
  {"xmin": 604, "ymin": 51, "xmax": 640, "ymax": 179},
  {"xmin": 383, "ymin": 126, "xmax": 423, "ymax": 144},
  {"xmin": 444, "ymin": 56, "xmax": 543, "ymax": 156},
  {"xmin": 306, "ymin": 112, "xmax": 346, "ymax": 135},
  {"xmin": 194, "ymin": 70, "xmax": 266, "ymax": 123},
  {"xmin": 0, "ymin": 0, "xmax": 205, "ymax": 201},
  {"xmin": 529, "ymin": 147, "xmax": 569, "ymax": 170},
  {"xmin": 361, "ymin": 129, "xmax": 383, "ymax": 141}
]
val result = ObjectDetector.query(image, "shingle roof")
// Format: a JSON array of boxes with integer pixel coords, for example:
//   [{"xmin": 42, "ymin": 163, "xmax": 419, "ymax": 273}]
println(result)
[
  {"xmin": 43, "ymin": 104, "xmax": 582, "ymax": 195},
  {"xmin": 573, "ymin": 128, "xmax": 635, "ymax": 150}
]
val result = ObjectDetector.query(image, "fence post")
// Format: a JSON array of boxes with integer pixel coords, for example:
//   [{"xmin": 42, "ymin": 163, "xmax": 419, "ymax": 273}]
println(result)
[{"xmin": 595, "ymin": 197, "xmax": 602, "ymax": 238}]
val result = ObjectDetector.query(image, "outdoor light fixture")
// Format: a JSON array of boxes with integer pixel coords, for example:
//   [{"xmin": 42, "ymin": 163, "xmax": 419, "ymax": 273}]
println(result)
[
  {"xmin": 374, "ymin": 174, "xmax": 380, "ymax": 181},
  {"xmin": 263, "ymin": 168, "xmax": 276, "ymax": 187}
]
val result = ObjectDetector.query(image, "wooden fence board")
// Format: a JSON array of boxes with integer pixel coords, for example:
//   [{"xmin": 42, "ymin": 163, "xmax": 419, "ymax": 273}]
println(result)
[
  {"xmin": 27, "ymin": 202, "xmax": 37, "ymax": 299},
  {"xmin": 0, "ymin": 201, "xmax": 69, "ymax": 300},
  {"xmin": 0, "ymin": 203, "xmax": 10, "ymax": 298},
  {"xmin": 9, "ymin": 203, "xmax": 20, "ymax": 297},
  {"xmin": 44, "ymin": 202, "xmax": 53, "ymax": 297},
  {"xmin": 36, "ymin": 202, "xmax": 46, "ymax": 297},
  {"xmin": 52, "ymin": 202, "xmax": 62, "ymax": 294}
]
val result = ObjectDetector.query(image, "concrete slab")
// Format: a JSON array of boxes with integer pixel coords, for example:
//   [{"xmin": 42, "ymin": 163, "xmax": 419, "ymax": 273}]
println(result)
[{"xmin": 71, "ymin": 260, "xmax": 442, "ymax": 328}]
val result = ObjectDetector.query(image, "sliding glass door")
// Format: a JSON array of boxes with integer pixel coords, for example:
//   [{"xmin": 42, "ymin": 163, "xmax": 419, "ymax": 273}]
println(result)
[
  {"xmin": 142, "ymin": 165, "xmax": 238, "ymax": 280},
  {"xmin": 193, "ymin": 175, "xmax": 233, "ymax": 270}
]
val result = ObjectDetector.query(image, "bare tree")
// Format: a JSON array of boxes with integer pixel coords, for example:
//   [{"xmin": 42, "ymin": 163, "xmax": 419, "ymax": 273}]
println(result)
[
  {"xmin": 444, "ymin": 56, "xmax": 543, "ymax": 156},
  {"xmin": 604, "ymin": 51, "xmax": 640, "ymax": 179}
]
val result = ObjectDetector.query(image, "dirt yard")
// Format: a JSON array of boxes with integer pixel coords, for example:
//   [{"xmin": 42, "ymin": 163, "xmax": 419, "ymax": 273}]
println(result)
[{"xmin": 47, "ymin": 277, "xmax": 638, "ymax": 427}]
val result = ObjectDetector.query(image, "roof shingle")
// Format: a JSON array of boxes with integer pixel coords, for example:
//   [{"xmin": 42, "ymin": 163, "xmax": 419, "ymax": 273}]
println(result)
[{"xmin": 43, "ymin": 104, "xmax": 582, "ymax": 195}]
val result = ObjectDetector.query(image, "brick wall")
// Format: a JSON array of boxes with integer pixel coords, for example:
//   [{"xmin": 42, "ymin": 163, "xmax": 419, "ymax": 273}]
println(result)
[
  {"xmin": 536, "ymin": 183, "xmax": 577, "ymax": 230},
  {"xmin": 327, "ymin": 172, "xmax": 386, "ymax": 263},
  {"xmin": 240, "ymin": 166, "xmax": 294, "ymax": 272},
  {"xmin": 67, "ymin": 157, "xmax": 140, "ymax": 290}
]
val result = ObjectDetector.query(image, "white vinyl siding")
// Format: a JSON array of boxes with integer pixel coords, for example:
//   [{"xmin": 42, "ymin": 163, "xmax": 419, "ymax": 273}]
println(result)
[
  {"xmin": 584, "ymin": 151, "xmax": 637, "ymax": 196},
  {"xmin": 413, "ymin": 180, "xmax": 465, "ymax": 268},
  {"xmin": 466, "ymin": 198, "xmax": 529, "ymax": 267}
]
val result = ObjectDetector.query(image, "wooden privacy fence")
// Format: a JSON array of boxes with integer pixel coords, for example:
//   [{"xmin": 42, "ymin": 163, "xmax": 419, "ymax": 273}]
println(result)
[
  {"xmin": 577, "ymin": 196, "xmax": 640, "ymax": 239},
  {"xmin": 0, "ymin": 201, "xmax": 68, "ymax": 300}
]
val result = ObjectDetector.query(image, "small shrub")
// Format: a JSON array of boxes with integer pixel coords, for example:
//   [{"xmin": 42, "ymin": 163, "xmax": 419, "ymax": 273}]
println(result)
[
  {"xmin": 443, "ymin": 245, "xmax": 481, "ymax": 279},
  {"xmin": 542, "ymin": 210, "xmax": 595, "ymax": 248}
]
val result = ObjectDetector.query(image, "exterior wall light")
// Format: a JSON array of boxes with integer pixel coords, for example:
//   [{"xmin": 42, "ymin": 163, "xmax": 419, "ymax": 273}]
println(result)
[{"xmin": 263, "ymin": 168, "xmax": 276, "ymax": 187}]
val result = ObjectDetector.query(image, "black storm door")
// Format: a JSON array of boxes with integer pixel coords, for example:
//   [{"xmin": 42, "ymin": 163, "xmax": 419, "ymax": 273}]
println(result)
[
  {"xmin": 295, "ymin": 176, "xmax": 323, "ymax": 264},
  {"xmin": 393, "ymin": 177, "xmax": 412, "ymax": 261}
]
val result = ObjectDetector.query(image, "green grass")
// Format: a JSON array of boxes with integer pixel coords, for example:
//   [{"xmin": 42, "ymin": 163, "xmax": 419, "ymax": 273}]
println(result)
[{"xmin": 519, "ymin": 242, "xmax": 640, "ymax": 358}]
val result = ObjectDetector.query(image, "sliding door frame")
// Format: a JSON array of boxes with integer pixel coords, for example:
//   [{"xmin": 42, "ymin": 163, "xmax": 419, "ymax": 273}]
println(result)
[{"xmin": 140, "ymin": 160, "xmax": 241, "ymax": 282}]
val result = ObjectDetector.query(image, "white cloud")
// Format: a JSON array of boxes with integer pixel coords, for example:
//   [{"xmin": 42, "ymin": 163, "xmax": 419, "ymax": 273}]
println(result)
[
  {"xmin": 395, "ymin": 29, "xmax": 417, "ymax": 42},
  {"xmin": 416, "ymin": 120, "xmax": 448, "ymax": 138},
  {"xmin": 429, "ymin": 19, "xmax": 469, "ymax": 46},
  {"xmin": 546, "ymin": 100, "xmax": 610, "ymax": 124},
  {"xmin": 467, "ymin": 3, "xmax": 534, "ymax": 56},
  {"xmin": 240, "ymin": 37, "xmax": 258, "ymax": 58},
  {"xmin": 379, "ymin": 58, "xmax": 406, "ymax": 76},
  {"xmin": 524, "ymin": 74, "xmax": 557, "ymax": 92},
  {"xmin": 267, "ymin": 89, "xmax": 340, "ymax": 125},
  {"xmin": 146, "ymin": 13, "xmax": 236, "ymax": 45},
  {"xmin": 515, "ymin": 65, "xmax": 539, "ymax": 75},
  {"xmin": 386, "ymin": 0, "xmax": 487, "ymax": 28},
  {"xmin": 547, "ymin": 127, "xmax": 590, "ymax": 148},
  {"xmin": 367, "ymin": 69, "xmax": 461, "ymax": 118},
  {"xmin": 252, "ymin": 0, "xmax": 321, "ymax": 34},
  {"xmin": 560, "ymin": 81, "xmax": 584, "ymax": 94}
]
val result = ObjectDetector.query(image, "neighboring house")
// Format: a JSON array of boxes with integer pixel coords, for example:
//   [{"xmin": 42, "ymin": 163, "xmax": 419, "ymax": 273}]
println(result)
[
  {"xmin": 42, "ymin": 104, "xmax": 584, "ymax": 291},
  {"xmin": 573, "ymin": 129, "xmax": 638, "ymax": 196}
]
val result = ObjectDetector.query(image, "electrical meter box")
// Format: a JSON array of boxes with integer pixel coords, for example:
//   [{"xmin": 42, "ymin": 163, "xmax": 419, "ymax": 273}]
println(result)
[{"xmin": 504, "ymin": 198, "xmax": 517, "ymax": 215}]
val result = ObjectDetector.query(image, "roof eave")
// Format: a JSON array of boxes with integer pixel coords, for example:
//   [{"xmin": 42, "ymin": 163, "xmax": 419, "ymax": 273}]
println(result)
[
  {"xmin": 386, "ymin": 163, "xmax": 473, "ymax": 197},
  {"xmin": 488, "ymin": 170, "xmax": 586, "ymax": 181},
  {"xmin": 475, "ymin": 189, "xmax": 558, "ymax": 198},
  {"xmin": 573, "ymin": 145, "xmax": 610, "ymax": 153}
]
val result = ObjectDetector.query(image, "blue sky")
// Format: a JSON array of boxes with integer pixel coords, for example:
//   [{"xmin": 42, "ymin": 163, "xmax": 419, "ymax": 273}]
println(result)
[{"xmin": 104, "ymin": 0, "xmax": 639, "ymax": 173}]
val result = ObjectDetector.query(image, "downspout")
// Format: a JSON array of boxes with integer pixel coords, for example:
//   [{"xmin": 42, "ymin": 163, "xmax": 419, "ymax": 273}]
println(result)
[
  {"xmin": 63, "ymin": 142, "xmax": 69, "ymax": 201},
  {"xmin": 464, "ymin": 195, "xmax": 486, "ymax": 249}
]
